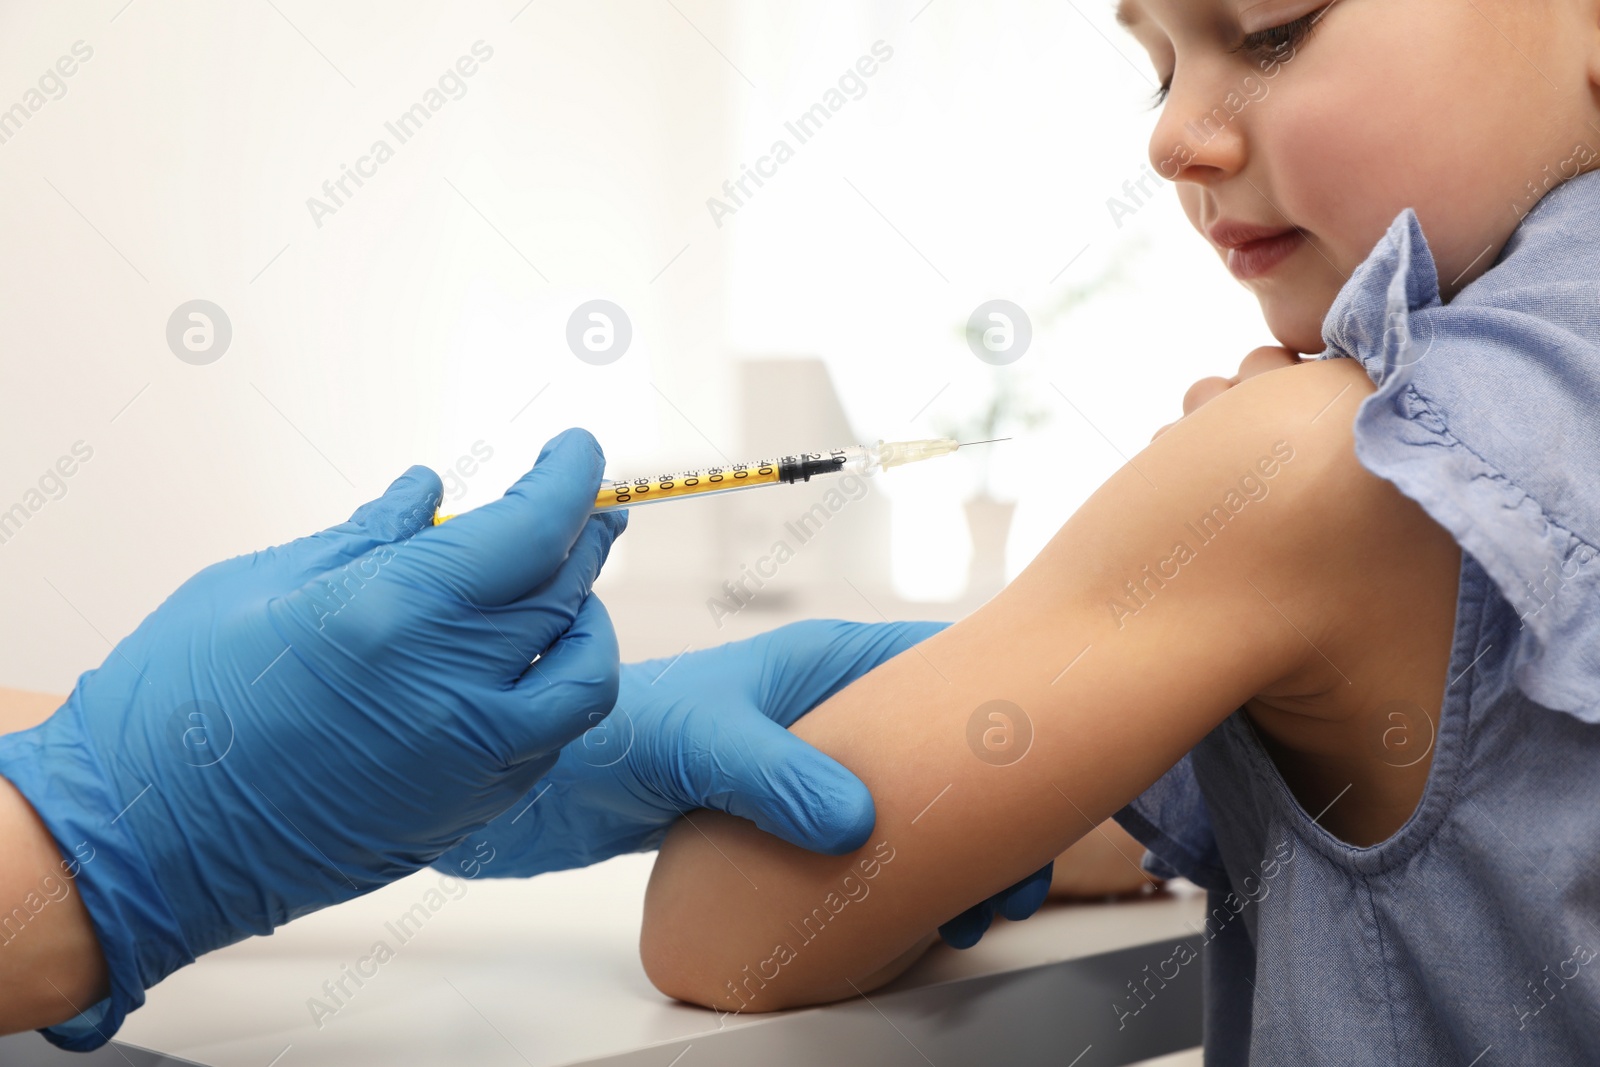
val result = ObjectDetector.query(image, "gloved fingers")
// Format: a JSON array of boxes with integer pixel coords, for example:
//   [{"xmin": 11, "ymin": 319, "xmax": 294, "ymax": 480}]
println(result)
[
  {"xmin": 937, "ymin": 863, "xmax": 1053, "ymax": 949},
  {"xmin": 619, "ymin": 645, "xmax": 707, "ymax": 696},
  {"xmin": 477, "ymin": 593, "xmax": 621, "ymax": 766},
  {"xmin": 252, "ymin": 466, "xmax": 444, "ymax": 588},
  {"xmin": 262, "ymin": 510, "xmax": 622, "ymax": 697},
  {"xmin": 687, "ymin": 713, "xmax": 877, "ymax": 855},
  {"xmin": 938, "ymin": 900, "xmax": 995, "ymax": 950},
  {"xmin": 390, "ymin": 428, "xmax": 612, "ymax": 607},
  {"xmin": 994, "ymin": 862, "xmax": 1055, "ymax": 921},
  {"xmin": 454, "ymin": 511, "xmax": 625, "ymax": 676},
  {"xmin": 335, "ymin": 465, "xmax": 445, "ymax": 546},
  {"xmin": 755, "ymin": 619, "xmax": 951, "ymax": 727}
]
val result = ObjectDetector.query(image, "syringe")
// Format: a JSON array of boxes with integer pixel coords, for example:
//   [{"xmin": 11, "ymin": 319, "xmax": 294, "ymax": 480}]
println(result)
[{"xmin": 432, "ymin": 437, "xmax": 1007, "ymax": 522}]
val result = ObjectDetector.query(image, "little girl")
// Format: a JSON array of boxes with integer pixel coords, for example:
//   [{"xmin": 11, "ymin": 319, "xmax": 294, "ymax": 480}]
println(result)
[{"xmin": 640, "ymin": 1, "xmax": 1600, "ymax": 1063}]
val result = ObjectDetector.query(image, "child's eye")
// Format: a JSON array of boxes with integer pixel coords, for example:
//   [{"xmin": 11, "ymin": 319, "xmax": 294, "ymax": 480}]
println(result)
[
  {"xmin": 1231, "ymin": 7, "xmax": 1325, "ymax": 60},
  {"xmin": 1147, "ymin": 5, "xmax": 1325, "ymax": 111}
]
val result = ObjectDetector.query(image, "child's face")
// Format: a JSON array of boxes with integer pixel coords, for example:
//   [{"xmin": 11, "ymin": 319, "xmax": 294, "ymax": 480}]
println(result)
[{"xmin": 1118, "ymin": 0, "xmax": 1600, "ymax": 354}]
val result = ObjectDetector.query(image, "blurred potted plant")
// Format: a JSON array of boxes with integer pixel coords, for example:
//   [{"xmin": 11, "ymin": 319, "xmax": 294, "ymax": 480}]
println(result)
[
  {"xmin": 939, "ymin": 240, "xmax": 1142, "ymax": 600},
  {"xmin": 935, "ymin": 372, "xmax": 1050, "ymax": 601}
]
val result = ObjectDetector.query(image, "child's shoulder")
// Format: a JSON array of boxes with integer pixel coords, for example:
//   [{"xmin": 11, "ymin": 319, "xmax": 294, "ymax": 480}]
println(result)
[{"xmin": 1313, "ymin": 173, "xmax": 1600, "ymax": 725}]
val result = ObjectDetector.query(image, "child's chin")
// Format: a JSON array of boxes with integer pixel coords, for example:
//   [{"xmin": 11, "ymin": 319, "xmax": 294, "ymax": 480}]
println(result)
[{"xmin": 1258, "ymin": 298, "xmax": 1329, "ymax": 358}]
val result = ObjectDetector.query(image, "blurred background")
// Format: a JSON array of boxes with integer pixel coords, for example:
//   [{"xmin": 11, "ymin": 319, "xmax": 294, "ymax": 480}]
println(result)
[{"xmin": 0, "ymin": 0, "xmax": 1271, "ymax": 685}]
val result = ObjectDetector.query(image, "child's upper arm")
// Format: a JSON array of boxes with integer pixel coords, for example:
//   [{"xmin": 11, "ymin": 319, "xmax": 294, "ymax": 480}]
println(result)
[{"xmin": 641, "ymin": 356, "xmax": 1399, "ymax": 1011}]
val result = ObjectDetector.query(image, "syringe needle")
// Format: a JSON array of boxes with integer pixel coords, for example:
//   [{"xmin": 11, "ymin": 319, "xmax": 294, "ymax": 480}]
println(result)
[{"xmin": 957, "ymin": 437, "xmax": 1012, "ymax": 447}]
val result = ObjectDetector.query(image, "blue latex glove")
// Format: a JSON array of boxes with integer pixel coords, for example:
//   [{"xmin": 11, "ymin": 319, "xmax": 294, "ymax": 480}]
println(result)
[
  {"xmin": 0, "ymin": 429, "xmax": 624, "ymax": 1051},
  {"xmin": 431, "ymin": 619, "xmax": 1055, "ymax": 947},
  {"xmin": 937, "ymin": 862, "xmax": 1056, "ymax": 949}
]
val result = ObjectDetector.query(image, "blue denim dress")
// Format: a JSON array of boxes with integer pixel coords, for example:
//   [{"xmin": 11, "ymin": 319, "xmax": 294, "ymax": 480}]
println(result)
[{"xmin": 1116, "ymin": 167, "xmax": 1600, "ymax": 1064}]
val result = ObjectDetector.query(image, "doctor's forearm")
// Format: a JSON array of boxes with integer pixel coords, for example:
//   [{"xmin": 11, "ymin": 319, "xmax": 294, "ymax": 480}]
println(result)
[{"xmin": 0, "ymin": 769, "xmax": 110, "ymax": 1035}]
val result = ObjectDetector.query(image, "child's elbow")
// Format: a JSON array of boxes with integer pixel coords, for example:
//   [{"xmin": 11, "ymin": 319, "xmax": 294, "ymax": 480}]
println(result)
[
  {"xmin": 639, "ymin": 914, "xmax": 716, "ymax": 1010},
  {"xmin": 640, "ymin": 853, "xmax": 850, "ymax": 1013},
  {"xmin": 638, "ymin": 910, "xmax": 799, "ymax": 1014},
  {"xmin": 639, "ymin": 934, "xmax": 695, "ymax": 1007},
  {"xmin": 638, "ymin": 842, "xmax": 774, "ymax": 1012}
]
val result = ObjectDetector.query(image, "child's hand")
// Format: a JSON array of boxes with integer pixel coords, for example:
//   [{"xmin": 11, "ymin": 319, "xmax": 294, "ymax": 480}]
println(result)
[
  {"xmin": 1048, "ymin": 819, "xmax": 1164, "ymax": 900},
  {"xmin": 1151, "ymin": 345, "xmax": 1304, "ymax": 440}
]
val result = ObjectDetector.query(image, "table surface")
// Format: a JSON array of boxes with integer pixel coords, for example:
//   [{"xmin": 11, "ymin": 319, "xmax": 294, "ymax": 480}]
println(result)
[{"xmin": 101, "ymin": 853, "xmax": 1206, "ymax": 1067}]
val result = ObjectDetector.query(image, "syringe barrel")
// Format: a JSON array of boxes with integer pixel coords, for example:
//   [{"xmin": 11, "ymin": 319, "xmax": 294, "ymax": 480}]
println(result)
[
  {"xmin": 430, "ymin": 439, "xmax": 966, "ymax": 525},
  {"xmin": 590, "ymin": 446, "xmax": 871, "ymax": 511}
]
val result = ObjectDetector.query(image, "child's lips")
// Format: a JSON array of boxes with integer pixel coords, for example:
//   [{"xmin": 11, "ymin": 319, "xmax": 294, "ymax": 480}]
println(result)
[{"xmin": 1222, "ymin": 229, "xmax": 1307, "ymax": 281}]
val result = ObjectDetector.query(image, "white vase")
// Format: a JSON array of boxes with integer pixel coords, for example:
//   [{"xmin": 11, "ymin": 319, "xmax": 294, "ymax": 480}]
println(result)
[{"xmin": 963, "ymin": 495, "xmax": 1016, "ymax": 601}]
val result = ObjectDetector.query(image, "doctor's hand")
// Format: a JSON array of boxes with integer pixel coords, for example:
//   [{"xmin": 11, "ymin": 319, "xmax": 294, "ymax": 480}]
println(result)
[
  {"xmin": 0, "ymin": 429, "xmax": 622, "ymax": 1051},
  {"xmin": 432, "ymin": 619, "xmax": 1056, "ymax": 948},
  {"xmin": 433, "ymin": 620, "xmax": 935, "ymax": 880}
]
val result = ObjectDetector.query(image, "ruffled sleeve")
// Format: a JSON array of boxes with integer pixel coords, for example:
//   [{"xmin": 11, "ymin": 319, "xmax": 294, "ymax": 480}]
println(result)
[{"xmin": 1315, "ymin": 185, "xmax": 1600, "ymax": 721}]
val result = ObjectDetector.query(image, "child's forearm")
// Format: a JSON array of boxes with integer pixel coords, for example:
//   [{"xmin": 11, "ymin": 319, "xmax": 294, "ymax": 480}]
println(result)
[
  {"xmin": 641, "ymin": 358, "xmax": 1384, "ymax": 1013},
  {"xmin": 859, "ymin": 931, "xmax": 940, "ymax": 991},
  {"xmin": 642, "ymin": 594, "xmax": 1202, "ymax": 1014}
]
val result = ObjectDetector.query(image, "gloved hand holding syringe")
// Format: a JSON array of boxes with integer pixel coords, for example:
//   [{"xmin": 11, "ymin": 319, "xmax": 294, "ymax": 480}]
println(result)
[
  {"xmin": 0, "ymin": 427, "xmax": 1033, "ymax": 1051},
  {"xmin": 428, "ymin": 431, "xmax": 1050, "ymax": 953},
  {"xmin": 434, "ymin": 436, "xmax": 1010, "ymax": 522}
]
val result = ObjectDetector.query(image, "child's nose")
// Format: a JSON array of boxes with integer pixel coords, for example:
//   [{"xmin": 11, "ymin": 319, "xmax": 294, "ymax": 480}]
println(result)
[{"xmin": 1146, "ymin": 66, "xmax": 1250, "ymax": 187}]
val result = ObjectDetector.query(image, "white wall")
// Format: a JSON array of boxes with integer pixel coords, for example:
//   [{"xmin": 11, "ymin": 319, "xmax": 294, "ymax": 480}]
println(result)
[{"xmin": 0, "ymin": 0, "xmax": 1274, "ymax": 691}]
